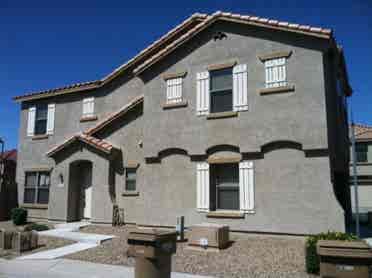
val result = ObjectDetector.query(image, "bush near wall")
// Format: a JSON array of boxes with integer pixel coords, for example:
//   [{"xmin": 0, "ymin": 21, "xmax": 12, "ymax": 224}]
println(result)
[
  {"xmin": 10, "ymin": 207, "xmax": 28, "ymax": 226},
  {"xmin": 24, "ymin": 223, "xmax": 49, "ymax": 232},
  {"xmin": 305, "ymin": 231, "xmax": 358, "ymax": 274}
]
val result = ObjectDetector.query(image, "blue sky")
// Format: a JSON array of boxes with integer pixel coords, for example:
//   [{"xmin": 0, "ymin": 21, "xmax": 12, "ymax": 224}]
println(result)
[{"xmin": 0, "ymin": 0, "xmax": 371, "ymax": 150}]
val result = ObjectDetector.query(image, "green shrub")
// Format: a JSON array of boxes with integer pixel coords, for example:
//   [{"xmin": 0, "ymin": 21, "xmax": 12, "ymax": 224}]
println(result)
[
  {"xmin": 11, "ymin": 207, "xmax": 28, "ymax": 226},
  {"xmin": 305, "ymin": 231, "xmax": 358, "ymax": 274},
  {"xmin": 24, "ymin": 223, "xmax": 50, "ymax": 232}
]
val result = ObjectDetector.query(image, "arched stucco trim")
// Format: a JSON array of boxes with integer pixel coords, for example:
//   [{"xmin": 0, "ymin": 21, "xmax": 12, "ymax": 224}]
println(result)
[
  {"xmin": 206, "ymin": 144, "xmax": 240, "ymax": 155},
  {"xmin": 157, "ymin": 148, "xmax": 189, "ymax": 161},
  {"xmin": 261, "ymin": 140, "xmax": 303, "ymax": 154}
]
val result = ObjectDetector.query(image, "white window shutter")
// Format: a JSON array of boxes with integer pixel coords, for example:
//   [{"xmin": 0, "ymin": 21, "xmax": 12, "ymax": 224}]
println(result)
[
  {"xmin": 196, "ymin": 71, "xmax": 209, "ymax": 115},
  {"xmin": 166, "ymin": 78, "xmax": 183, "ymax": 104},
  {"xmin": 46, "ymin": 103, "xmax": 55, "ymax": 135},
  {"xmin": 265, "ymin": 58, "xmax": 287, "ymax": 88},
  {"xmin": 233, "ymin": 64, "xmax": 248, "ymax": 111},
  {"xmin": 196, "ymin": 162, "xmax": 209, "ymax": 212},
  {"xmin": 239, "ymin": 161, "xmax": 254, "ymax": 212},
  {"xmin": 83, "ymin": 97, "xmax": 94, "ymax": 117},
  {"xmin": 27, "ymin": 107, "xmax": 36, "ymax": 136}
]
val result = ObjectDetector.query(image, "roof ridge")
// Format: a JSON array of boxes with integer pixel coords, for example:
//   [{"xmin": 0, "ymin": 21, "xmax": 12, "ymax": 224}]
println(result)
[
  {"xmin": 133, "ymin": 11, "xmax": 333, "ymax": 74},
  {"xmin": 14, "ymin": 11, "xmax": 334, "ymax": 102}
]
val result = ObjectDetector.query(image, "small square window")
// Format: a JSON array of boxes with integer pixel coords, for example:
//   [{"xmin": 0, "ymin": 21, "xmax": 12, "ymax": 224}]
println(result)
[
  {"xmin": 82, "ymin": 97, "xmax": 95, "ymax": 117},
  {"xmin": 210, "ymin": 68, "xmax": 233, "ymax": 113},
  {"xmin": 125, "ymin": 168, "xmax": 137, "ymax": 191},
  {"xmin": 264, "ymin": 58, "xmax": 287, "ymax": 88},
  {"xmin": 166, "ymin": 78, "xmax": 183, "ymax": 104}
]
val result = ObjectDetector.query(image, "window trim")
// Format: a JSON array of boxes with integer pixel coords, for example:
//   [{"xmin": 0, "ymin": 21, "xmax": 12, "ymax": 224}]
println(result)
[{"xmin": 24, "ymin": 171, "xmax": 50, "ymax": 205}]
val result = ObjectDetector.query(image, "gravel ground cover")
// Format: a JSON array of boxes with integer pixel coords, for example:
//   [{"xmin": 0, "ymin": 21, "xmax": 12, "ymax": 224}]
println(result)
[
  {"xmin": 0, "ymin": 220, "xmax": 74, "ymax": 259},
  {"xmin": 65, "ymin": 225, "xmax": 317, "ymax": 278}
]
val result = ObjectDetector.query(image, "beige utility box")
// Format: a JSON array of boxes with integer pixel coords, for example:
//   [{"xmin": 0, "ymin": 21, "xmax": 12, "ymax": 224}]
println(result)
[
  {"xmin": 189, "ymin": 223, "xmax": 229, "ymax": 249},
  {"xmin": 127, "ymin": 228, "xmax": 177, "ymax": 278},
  {"xmin": 317, "ymin": 240, "xmax": 372, "ymax": 278}
]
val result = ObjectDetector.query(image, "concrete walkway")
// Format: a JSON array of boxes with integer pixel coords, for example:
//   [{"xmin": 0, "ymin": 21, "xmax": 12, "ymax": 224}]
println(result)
[
  {"xmin": 17, "ymin": 222, "xmax": 114, "ymax": 260},
  {"xmin": 0, "ymin": 258, "xmax": 214, "ymax": 278}
]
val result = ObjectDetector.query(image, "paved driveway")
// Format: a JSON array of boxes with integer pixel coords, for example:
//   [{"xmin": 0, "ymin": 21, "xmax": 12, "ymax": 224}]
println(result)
[{"xmin": 0, "ymin": 258, "xmax": 213, "ymax": 278}]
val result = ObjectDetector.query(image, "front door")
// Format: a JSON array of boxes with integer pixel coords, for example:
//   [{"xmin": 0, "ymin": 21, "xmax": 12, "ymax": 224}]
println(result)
[
  {"xmin": 83, "ymin": 186, "xmax": 92, "ymax": 219},
  {"xmin": 81, "ymin": 164, "xmax": 92, "ymax": 219}
]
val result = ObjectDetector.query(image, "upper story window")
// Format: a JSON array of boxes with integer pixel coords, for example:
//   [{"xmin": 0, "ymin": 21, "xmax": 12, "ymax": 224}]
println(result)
[
  {"xmin": 356, "ymin": 143, "xmax": 368, "ymax": 163},
  {"xmin": 27, "ymin": 103, "xmax": 55, "ymax": 137},
  {"xmin": 196, "ymin": 63, "xmax": 248, "ymax": 116},
  {"xmin": 82, "ymin": 97, "xmax": 95, "ymax": 118},
  {"xmin": 210, "ymin": 68, "xmax": 233, "ymax": 113},
  {"xmin": 264, "ymin": 57, "xmax": 287, "ymax": 88},
  {"xmin": 125, "ymin": 168, "xmax": 137, "ymax": 191},
  {"xmin": 24, "ymin": 171, "xmax": 50, "ymax": 204},
  {"xmin": 35, "ymin": 104, "xmax": 48, "ymax": 135},
  {"xmin": 166, "ymin": 78, "xmax": 183, "ymax": 104}
]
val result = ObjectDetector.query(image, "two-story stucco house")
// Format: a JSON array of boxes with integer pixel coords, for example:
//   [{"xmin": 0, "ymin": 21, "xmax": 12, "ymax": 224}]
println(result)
[
  {"xmin": 350, "ymin": 124, "xmax": 372, "ymax": 223},
  {"xmin": 14, "ymin": 11, "xmax": 352, "ymax": 235}
]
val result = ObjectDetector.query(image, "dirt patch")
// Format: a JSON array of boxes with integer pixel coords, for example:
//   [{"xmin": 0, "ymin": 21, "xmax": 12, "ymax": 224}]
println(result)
[{"xmin": 64, "ymin": 225, "xmax": 316, "ymax": 278}]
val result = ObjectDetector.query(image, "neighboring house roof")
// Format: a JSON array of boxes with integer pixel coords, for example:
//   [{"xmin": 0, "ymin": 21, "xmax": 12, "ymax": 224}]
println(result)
[
  {"xmin": 0, "ymin": 149, "xmax": 17, "ymax": 162},
  {"xmin": 14, "ymin": 11, "xmax": 342, "ymax": 102},
  {"xmin": 46, "ymin": 133, "xmax": 118, "ymax": 157},
  {"xmin": 84, "ymin": 94, "xmax": 144, "ymax": 136},
  {"xmin": 353, "ymin": 124, "xmax": 372, "ymax": 141}
]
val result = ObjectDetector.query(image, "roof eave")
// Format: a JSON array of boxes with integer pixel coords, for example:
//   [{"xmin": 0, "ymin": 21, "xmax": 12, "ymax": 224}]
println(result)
[{"xmin": 133, "ymin": 14, "xmax": 333, "ymax": 76}]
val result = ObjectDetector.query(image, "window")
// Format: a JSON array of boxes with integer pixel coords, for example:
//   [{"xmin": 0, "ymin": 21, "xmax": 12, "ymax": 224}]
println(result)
[
  {"xmin": 125, "ymin": 168, "xmax": 137, "ymax": 191},
  {"xmin": 210, "ymin": 68, "xmax": 233, "ymax": 113},
  {"xmin": 264, "ymin": 57, "xmax": 287, "ymax": 88},
  {"xmin": 356, "ymin": 143, "xmax": 368, "ymax": 163},
  {"xmin": 24, "ymin": 171, "xmax": 50, "ymax": 204},
  {"xmin": 196, "ymin": 161, "xmax": 254, "ymax": 213},
  {"xmin": 166, "ymin": 78, "xmax": 183, "ymax": 104},
  {"xmin": 211, "ymin": 164, "xmax": 239, "ymax": 210},
  {"xmin": 34, "ymin": 104, "xmax": 48, "ymax": 135},
  {"xmin": 82, "ymin": 97, "xmax": 95, "ymax": 117}
]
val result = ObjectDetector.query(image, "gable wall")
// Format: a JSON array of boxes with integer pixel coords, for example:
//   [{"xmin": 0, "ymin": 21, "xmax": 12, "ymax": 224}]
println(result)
[{"xmin": 140, "ymin": 21, "xmax": 330, "ymax": 157}]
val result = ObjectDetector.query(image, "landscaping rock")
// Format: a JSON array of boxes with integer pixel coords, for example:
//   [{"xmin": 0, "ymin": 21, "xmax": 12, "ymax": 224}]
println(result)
[
  {"xmin": 0, "ymin": 229, "xmax": 13, "ymax": 250},
  {"xmin": 12, "ymin": 231, "xmax": 38, "ymax": 253}
]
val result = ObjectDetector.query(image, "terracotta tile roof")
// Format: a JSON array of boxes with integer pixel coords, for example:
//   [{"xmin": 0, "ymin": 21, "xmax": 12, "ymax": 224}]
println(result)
[
  {"xmin": 353, "ymin": 124, "xmax": 372, "ymax": 141},
  {"xmin": 1, "ymin": 149, "xmax": 17, "ymax": 162},
  {"xmin": 134, "ymin": 11, "xmax": 333, "ymax": 74},
  {"xmin": 84, "ymin": 94, "xmax": 144, "ymax": 136},
  {"xmin": 14, "ymin": 11, "xmax": 335, "ymax": 102},
  {"xmin": 46, "ymin": 133, "xmax": 117, "ymax": 157},
  {"xmin": 13, "ymin": 13, "xmax": 206, "ymax": 102}
]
